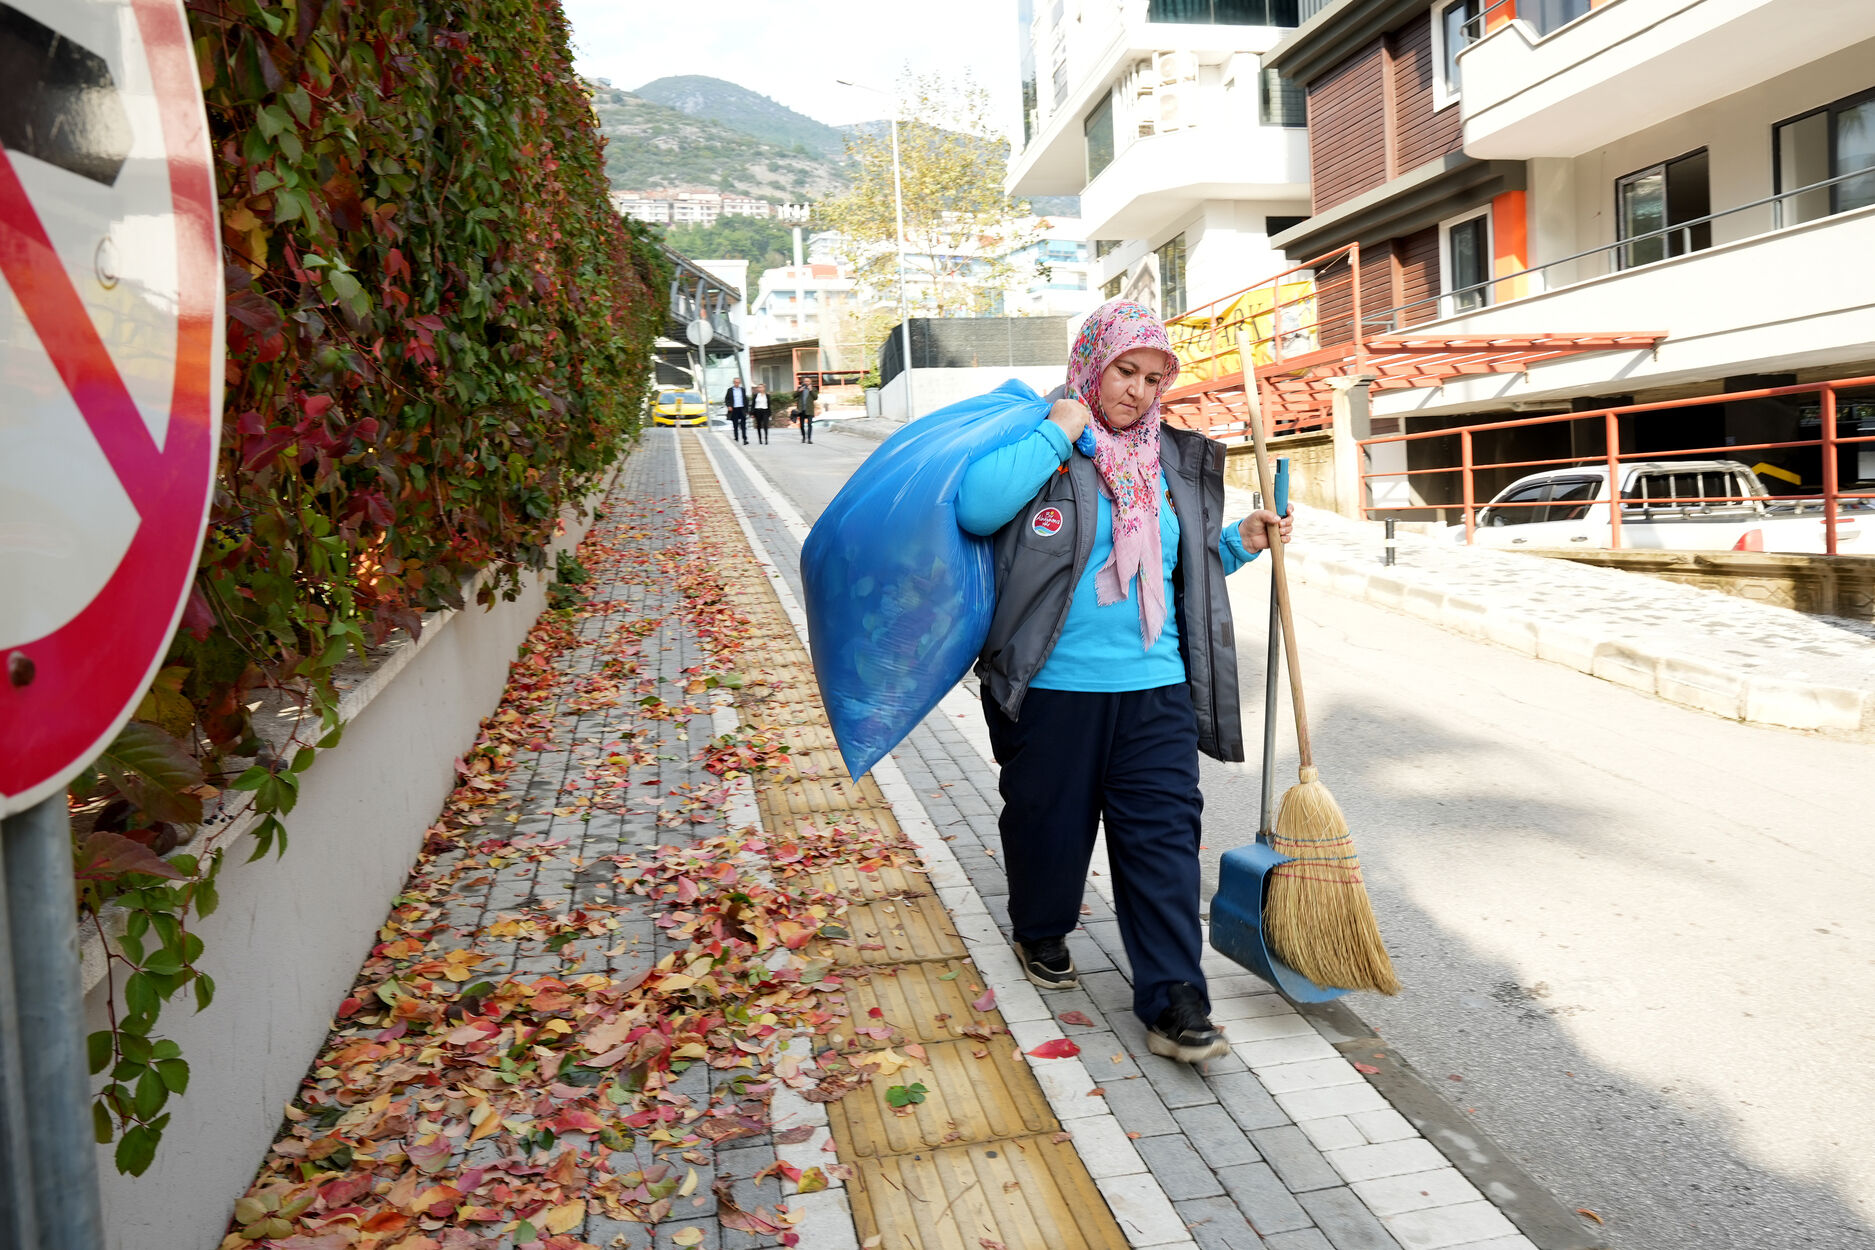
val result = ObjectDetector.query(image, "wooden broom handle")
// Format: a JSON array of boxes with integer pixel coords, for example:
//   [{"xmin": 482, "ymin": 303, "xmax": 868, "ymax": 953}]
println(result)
[{"xmin": 1239, "ymin": 336, "xmax": 1313, "ymax": 769}]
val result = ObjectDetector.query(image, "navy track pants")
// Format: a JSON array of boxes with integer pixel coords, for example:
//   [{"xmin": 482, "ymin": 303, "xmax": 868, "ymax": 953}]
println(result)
[{"xmin": 984, "ymin": 683, "xmax": 1208, "ymax": 1025}]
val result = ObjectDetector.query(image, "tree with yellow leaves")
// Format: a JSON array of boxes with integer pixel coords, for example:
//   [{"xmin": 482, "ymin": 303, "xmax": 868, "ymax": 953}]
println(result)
[{"xmin": 820, "ymin": 72, "xmax": 1042, "ymax": 321}]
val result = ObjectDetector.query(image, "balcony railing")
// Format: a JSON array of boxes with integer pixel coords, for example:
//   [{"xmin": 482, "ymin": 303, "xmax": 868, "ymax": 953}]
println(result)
[
  {"xmin": 1149, "ymin": 0, "xmax": 1299, "ymax": 24},
  {"xmin": 1360, "ymin": 167, "xmax": 1875, "ymax": 333}
]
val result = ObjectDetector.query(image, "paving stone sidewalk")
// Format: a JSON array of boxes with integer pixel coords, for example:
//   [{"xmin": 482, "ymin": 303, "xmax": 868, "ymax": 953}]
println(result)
[
  {"xmin": 231, "ymin": 437, "xmax": 807, "ymax": 1250},
  {"xmin": 707, "ymin": 434, "xmax": 1588, "ymax": 1250}
]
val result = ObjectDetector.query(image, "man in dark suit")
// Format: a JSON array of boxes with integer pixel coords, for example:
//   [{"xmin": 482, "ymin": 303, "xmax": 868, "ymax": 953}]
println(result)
[
  {"xmin": 724, "ymin": 377, "xmax": 750, "ymax": 444},
  {"xmin": 797, "ymin": 378, "xmax": 818, "ymax": 444}
]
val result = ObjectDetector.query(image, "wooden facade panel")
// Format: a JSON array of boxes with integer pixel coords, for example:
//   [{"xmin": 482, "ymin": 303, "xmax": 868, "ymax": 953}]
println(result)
[
  {"xmin": 1360, "ymin": 246, "xmax": 1395, "ymax": 336},
  {"xmin": 1396, "ymin": 226, "xmax": 1442, "ymax": 327},
  {"xmin": 1389, "ymin": 13, "xmax": 1462, "ymax": 172},
  {"xmin": 1308, "ymin": 39, "xmax": 1388, "ymax": 213},
  {"xmin": 1315, "ymin": 263, "xmax": 1355, "ymax": 348}
]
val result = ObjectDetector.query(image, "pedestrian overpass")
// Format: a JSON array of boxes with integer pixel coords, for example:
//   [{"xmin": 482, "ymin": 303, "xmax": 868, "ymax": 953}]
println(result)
[{"xmin": 656, "ymin": 247, "xmax": 743, "ymax": 390}]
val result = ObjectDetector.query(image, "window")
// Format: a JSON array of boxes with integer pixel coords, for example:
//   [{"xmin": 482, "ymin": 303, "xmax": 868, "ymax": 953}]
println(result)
[
  {"xmin": 1095, "ymin": 239, "xmax": 1121, "ymax": 258},
  {"xmin": 1615, "ymin": 149, "xmax": 1710, "ymax": 269},
  {"xmin": 1018, "ymin": 0, "xmax": 1038, "ymax": 144},
  {"xmin": 1775, "ymin": 88, "xmax": 1875, "ymax": 225},
  {"xmin": 1149, "ymin": 0, "xmax": 1299, "ymax": 23},
  {"xmin": 1441, "ymin": 211, "xmax": 1490, "ymax": 315},
  {"xmin": 1259, "ymin": 68, "xmax": 1307, "ymax": 127},
  {"xmin": 1265, "ymin": 215, "xmax": 1307, "ymax": 236},
  {"xmin": 1104, "ymin": 275, "xmax": 1124, "ymax": 299},
  {"xmin": 1545, "ymin": 478, "xmax": 1600, "ymax": 522},
  {"xmin": 1432, "ymin": 0, "xmax": 1481, "ymax": 109},
  {"xmin": 1085, "ymin": 92, "xmax": 1116, "ymax": 182},
  {"xmin": 1483, "ymin": 482, "xmax": 1549, "ymax": 526},
  {"xmin": 1524, "ymin": 0, "xmax": 1590, "ymax": 34},
  {"xmin": 1157, "ymin": 233, "xmax": 1187, "ymax": 315}
]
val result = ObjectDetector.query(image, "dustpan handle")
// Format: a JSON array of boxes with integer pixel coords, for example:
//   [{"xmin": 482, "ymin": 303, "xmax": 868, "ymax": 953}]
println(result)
[
  {"xmin": 1258, "ymin": 458, "xmax": 1286, "ymax": 841},
  {"xmin": 1239, "ymin": 332, "xmax": 1313, "ymax": 770}
]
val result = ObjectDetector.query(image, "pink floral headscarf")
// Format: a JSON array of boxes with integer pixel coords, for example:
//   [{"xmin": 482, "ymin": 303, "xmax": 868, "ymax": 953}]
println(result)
[{"xmin": 1067, "ymin": 300, "xmax": 1181, "ymax": 649}]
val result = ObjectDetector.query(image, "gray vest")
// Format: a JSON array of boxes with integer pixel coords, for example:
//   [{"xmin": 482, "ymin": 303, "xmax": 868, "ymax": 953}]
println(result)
[{"xmin": 973, "ymin": 425, "xmax": 1245, "ymax": 762}]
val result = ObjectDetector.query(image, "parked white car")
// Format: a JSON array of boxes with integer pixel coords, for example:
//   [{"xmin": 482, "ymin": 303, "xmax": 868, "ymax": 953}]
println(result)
[{"xmin": 1449, "ymin": 460, "xmax": 1869, "ymax": 553}]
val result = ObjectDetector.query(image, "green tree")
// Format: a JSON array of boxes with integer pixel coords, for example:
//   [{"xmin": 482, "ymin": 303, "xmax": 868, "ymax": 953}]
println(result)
[
  {"xmin": 819, "ymin": 73, "xmax": 1039, "ymax": 317},
  {"xmin": 664, "ymin": 217, "xmax": 796, "ymax": 294}
]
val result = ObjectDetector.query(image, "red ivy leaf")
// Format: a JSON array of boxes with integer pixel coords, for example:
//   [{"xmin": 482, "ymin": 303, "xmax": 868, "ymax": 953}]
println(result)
[{"xmin": 1026, "ymin": 1038, "xmax": 1082, "ymax": 1060}]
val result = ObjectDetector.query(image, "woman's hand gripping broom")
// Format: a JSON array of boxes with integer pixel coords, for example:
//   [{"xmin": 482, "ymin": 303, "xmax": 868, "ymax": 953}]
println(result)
[{"xmin": 1239, "ymin": 332, "xmax": 1400, "ymax": 995}]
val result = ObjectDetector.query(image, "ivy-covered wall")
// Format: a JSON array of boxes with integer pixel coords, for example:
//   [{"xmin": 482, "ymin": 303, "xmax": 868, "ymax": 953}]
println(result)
[{"xmin": 80, "ymin": 0, "xmax": 668, "ymax": 1174}]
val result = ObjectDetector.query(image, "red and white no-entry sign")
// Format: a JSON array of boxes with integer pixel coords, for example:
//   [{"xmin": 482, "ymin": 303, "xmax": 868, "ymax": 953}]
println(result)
[{"xmin": 0, "ymin": 0, "xmax": 224, "ymax": 816}]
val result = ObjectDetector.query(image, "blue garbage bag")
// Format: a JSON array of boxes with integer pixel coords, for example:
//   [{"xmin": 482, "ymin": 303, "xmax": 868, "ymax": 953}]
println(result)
[{"xmin": 803, "ymin": 379, "xmax": 1054, "ymax": 779}]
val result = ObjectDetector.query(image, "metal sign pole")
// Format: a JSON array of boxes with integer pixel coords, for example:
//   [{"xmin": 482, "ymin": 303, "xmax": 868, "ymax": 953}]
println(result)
[
  {"xmin": 0, "ymin": 819, "xmax": 44, "ymax": 1250},
  {"xmin": 2, "ymin": 796, "xmax": 103, "ymax": 1250}
]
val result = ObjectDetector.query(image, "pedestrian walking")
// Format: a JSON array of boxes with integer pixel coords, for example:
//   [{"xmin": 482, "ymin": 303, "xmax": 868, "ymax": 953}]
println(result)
[
  {"xmin": 752, "ymin": 383, "xmax": 772, "ymax": 445},
  {"xmin": 724, "ymin": 377, "xmax": 750, "ymax": 445},
  {"xmin": 956, "ymin": 300, "xmax": 1292, "ymax": 1064},
  {"xmin": 797, "ymin": 378, "xmax": 818, "ymax": 444}
]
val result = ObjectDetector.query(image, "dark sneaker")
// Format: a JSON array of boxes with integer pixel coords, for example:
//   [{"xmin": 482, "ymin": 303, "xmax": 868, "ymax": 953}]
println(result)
[
  {"xmin": 1015, "ymin": 937, "xmax": 1078, "ymax": 990},
  {"xmin": 1147, "ymin": 982, "xmax": 1229, "ymax": 1063}
]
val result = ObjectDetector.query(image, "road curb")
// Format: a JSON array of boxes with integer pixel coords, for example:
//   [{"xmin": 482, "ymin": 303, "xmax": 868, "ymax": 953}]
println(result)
[
  {"xmin": 1287, "ymin": 547, "xmax": 1875, "ymax": 737},
  {"xmin": 1298, "ymin": 1001, "xmax": 1607, "ymax": 1250}
]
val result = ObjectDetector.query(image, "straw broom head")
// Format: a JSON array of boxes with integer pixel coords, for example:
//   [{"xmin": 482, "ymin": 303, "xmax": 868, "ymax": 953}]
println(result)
[{"xmin": 1265, "ymin": 765, "xmax": 1401, "ymax": 995}]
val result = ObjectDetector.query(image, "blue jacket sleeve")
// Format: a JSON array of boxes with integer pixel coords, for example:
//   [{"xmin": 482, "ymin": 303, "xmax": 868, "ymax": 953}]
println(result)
[
  {"xmin": 1219, "ymin": 518, "xmax": 1261, "ymax": 575},
  {"xmin": 957, "ymin": 420, "xmax": 1072, "ymax": 536}
]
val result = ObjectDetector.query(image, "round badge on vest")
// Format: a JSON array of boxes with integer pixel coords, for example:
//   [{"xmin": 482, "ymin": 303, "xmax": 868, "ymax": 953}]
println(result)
[{"xmin": 1030, "ymin": 507, "xmax": 1064, "ymax": 536}]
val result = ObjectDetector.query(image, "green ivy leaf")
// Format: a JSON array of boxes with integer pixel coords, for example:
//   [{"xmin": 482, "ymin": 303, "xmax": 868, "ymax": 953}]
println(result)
[
  {"xmin": 116, "ymin": 1124, "xmax": 158, "ymax": 1177},
  {"xmin": 87, "ymin": 1031, "xmax": 113, "ymax": 1076}
]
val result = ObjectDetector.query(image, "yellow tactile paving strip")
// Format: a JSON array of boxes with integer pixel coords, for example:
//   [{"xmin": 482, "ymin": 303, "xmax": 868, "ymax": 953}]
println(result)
[{"xmin": 680, "ymin": 435, "xmax": 1130, "ymax": 1250}]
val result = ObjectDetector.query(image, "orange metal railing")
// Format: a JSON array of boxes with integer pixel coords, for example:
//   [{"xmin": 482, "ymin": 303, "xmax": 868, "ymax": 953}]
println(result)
[{"xmin": 1357, "ymin": 376, "xmax": 1875, "ymax": 555}]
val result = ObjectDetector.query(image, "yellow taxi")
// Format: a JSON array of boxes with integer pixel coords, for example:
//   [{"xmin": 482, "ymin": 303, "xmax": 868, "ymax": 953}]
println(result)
[{"xmin": 652, "ymin": 388, "xmax": 707, "ymax": 427}]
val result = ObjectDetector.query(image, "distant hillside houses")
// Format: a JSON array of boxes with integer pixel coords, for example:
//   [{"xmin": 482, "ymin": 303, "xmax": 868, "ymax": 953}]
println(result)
[{"xmin": 609, "ymin": 188, "xmax": 775, "ymax": 226}]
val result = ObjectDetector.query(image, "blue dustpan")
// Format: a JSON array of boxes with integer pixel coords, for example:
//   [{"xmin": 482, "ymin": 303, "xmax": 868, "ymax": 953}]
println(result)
[
  {"xmin": 1210, "ymin": 842, "xmax": 1348, "ymax": 1003},
  {"xmin": 1205, "ymin": 456, "xmax": 1348, "ymax": 1005}
]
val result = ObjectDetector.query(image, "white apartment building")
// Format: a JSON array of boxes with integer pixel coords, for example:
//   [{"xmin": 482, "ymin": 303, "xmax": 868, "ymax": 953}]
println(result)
[
  {"xmin": 1007, "ymin": 0, "xmax": 1312, "ymax": 320},
  {"xmin": 610, "ymin": 189, "xmax": 775, "ymax": 227},
  {"xmin": 747, "ymin": 262, "xmax": 859, "ymax": 347},
  {"xmin": 1363, "ymin": 0, "xmax": 1875, "ymax": 428},
  {"xmin": 997, "ymin": 216, "xmax": 1101, "ymax": 318}
]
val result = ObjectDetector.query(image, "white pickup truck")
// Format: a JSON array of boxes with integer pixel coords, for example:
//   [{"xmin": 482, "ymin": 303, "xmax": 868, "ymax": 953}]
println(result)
[{"xmin": 1450, "ymin": 459, "xmax": 1870, "ymax": 553}]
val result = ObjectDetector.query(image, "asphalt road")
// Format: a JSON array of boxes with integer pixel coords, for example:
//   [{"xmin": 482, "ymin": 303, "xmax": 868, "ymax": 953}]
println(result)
[{"xmin": 717, "ymin": 422, "xmax": 1875, "ymax": 1250}]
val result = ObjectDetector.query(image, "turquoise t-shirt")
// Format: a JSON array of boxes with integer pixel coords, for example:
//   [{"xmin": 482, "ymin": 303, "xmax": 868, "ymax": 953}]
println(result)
[{"xmin": 956, "ymin": 417, "xmax": 1258, "ymax": 692}]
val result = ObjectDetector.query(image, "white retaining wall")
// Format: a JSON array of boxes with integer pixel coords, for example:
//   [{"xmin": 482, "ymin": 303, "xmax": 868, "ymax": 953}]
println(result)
[{"xmin": 86, "ymin": 482, "xmax": 609, "ymax": 1250}]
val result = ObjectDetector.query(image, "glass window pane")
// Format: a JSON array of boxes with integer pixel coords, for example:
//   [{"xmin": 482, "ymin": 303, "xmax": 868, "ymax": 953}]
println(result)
[
  {"xmin": 1492, "ymin": 483, "xmax": 1549, "ymax": 526},
  {"xmin": 1547, "ymin": 479, "xmax": 1598, "ymax": 521},
  {"xmin": 1447, "ymin": 216, "xmax": 1489, "ymax": 312},
  {"xmin": 1148, "ymin": 0, "xmax": 1213, "ymax": 20},
  {"xmin": 1833, "ymin": 96, "xmax": 1875, "ymax": 213},
  {"xmin": 1777, "ymin": 111, "xmax": 1831, "ymax": 225},
  {"xmin": 1157, "ymin": 233, "xmax": 1187, "ymax": 315},
  {"xmin": 1213, "ymin": 0, "xmax": 1264, "ymax": 20},
  {"xmin": 1665, "ymin": 150, "xmax": 1710, "ymax": 254},
  {"xmin": 1528, "ymin": 0, "xmax": 1589, "ymax": 35},
  {"xmin": 1085, "ymin": 93, "xmax": 1115, "ymax": 181},
  {"xmin": 1618, "ymin": 169, "xmax": 1666, "ymax": 268},
  {"xmin": 1440, "ymin": 2, "xmax": 1469, "ymax": 96}
]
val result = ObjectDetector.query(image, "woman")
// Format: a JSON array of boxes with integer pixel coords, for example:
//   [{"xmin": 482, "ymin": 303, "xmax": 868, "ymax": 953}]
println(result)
[
  {"xmin": 751, "ymin": 383, "xmax": 773, "ymax": 445},
  {"xmin": 957, "ymin": 300, "xmax": 1291, "ymax": 1064}
]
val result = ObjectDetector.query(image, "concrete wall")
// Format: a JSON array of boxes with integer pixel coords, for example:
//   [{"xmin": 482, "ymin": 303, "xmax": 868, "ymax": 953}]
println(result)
[
  {"xmin": 878, "ymin": 365, "xmax": 1068, "ymax": 421},
  {"xmin": 87, "ymin": 484, "xmax": 606, "ymax": 1250},
  {"xmin": 1229, "ymin": 432, "xmax": 1337, "ymax": 510},
  {"xmin": 1543, "ymin": 547, "xmax": 1875, "ymax": 622}
]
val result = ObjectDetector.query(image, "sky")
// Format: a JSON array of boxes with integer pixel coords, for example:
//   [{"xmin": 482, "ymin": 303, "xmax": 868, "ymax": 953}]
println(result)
[{"xmin": 558, "ymin": 0, "xmax": 1020, "ymax": 133}]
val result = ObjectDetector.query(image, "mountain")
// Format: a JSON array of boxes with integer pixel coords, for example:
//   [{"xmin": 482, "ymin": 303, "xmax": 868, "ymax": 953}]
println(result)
[
  {"xmin": 634, "ymin": 76, "xmax": 849, "ymax": 159},
  {"xmin": 590, "ymin": 76, "xmax": 1077, "ymax": 218},
  {"xmin": 588, "ymin": 83, "xmax": 849, "ymax": 202}
]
